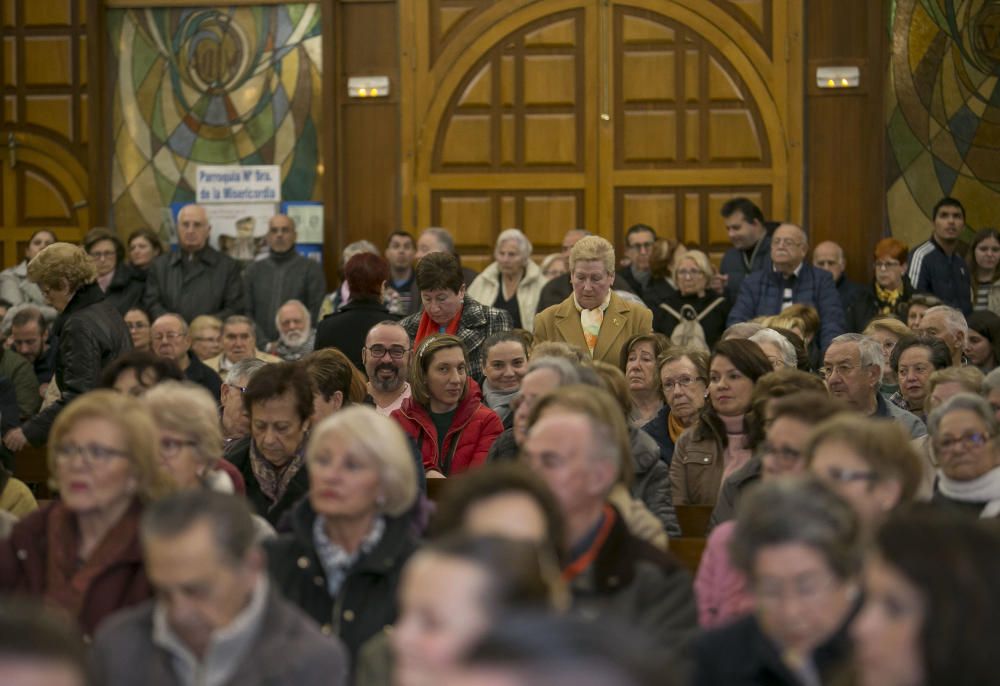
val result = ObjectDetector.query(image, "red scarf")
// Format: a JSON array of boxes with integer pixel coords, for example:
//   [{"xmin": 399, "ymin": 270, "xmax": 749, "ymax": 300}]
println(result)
[
  {"xmin": 45, "ymin": 499, "xmax": 142, "ymax": 619},
  {"xmin": 414, "ymin": 305, "xmax": 463, "ymax": 347}
]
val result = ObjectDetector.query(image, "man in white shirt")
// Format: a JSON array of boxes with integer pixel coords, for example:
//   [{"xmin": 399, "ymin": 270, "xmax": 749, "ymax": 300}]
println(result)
[{"xmin": 363, "ymin": 321, "xmax": 412, "ymax": 415}]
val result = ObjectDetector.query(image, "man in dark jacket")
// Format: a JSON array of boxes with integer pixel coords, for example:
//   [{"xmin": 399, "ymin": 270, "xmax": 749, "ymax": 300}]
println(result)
[
  {"xmin": 243, "ymin": 214, "xmax": 326, "ymax": 342},
  {"xmin": 813, "ymin": 240, "xmax": 867, "ymax": 332},
  {"xmin": 728, "ymin": 224, "xmax": 846, "ymax": 351},
  {"xmin": 617, "ymin": 224, "xmax": 657, "ymax": 301},
  {"xmin": 151, "ymin": 314, "xmax": 223, "ymax": 401},
  {"xmin": 907, "ymin": 196, "xmax": 972, "ymax": 314},
  {"xmin": 143, "ymin": 204, "xmax": 245, "ymax": 322},
  {"xmin": 521, "ymin": 386, "xmax": 697, "ymax": 655},
  {"xmin": 91, "ymin": 491, "xmax": 349, "ymax": 686},
  {"xmin": 718, "ymin": 197, "xmax": 773, "ymax": 301}
]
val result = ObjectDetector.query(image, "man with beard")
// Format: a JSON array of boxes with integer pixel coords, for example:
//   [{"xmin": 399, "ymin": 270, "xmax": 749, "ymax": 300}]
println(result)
[
  {"xmin": 267, "ymin": 300, "xmax": 316, "ymax": 361},
  {"xmin": 362, "ymin": 321, "xmax": 411, "ymax": 416}
]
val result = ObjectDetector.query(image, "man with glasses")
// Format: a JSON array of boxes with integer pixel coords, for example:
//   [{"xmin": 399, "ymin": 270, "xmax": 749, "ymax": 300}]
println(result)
[
  {"xmin": 362, "ymin": 321, "xmax": 412, "ymax": 416},
  {"xmin": 728, "ymin": 223, "xmax": 845, "ymax": 351},
  {"xmin": 617, "ymin": 224, "xmax": 657, "ymax": 300},
  {"xmin": 151, "ymin": 313, "xmax": 222, "ymax": 401},
  {"xmin": 822, "ymin": 333, "xmax": 926, "ymax": 438}
]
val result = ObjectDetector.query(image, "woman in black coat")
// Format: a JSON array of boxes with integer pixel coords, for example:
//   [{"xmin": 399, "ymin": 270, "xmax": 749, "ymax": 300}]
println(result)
[
  {"xmin": 693, "ymin": 478, "xmax": 861, "ymax": 686},
  {"xmin": 266, "ymin": 405, "xmax": 419, "ymax": 667},
  {"xmin": 315, "ymin": 252, "xmax": 400, "ymax": 371},
  {"xmin": 5, "ymin": 243, "xmax": 132, "ymax": 450},
  {"xmin": 83, "ymin": 227, "xmax": 145, "ymax": 315},
  {"xmin": 648, "ymin": 249, "xmax": 729, "ymax": 350}
]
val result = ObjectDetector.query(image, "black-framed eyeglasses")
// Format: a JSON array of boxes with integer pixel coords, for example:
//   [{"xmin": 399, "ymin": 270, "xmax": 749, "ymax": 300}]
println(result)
[{"xmin": 367, "ymin": 344, "xmax": 409, "ymax": 360}]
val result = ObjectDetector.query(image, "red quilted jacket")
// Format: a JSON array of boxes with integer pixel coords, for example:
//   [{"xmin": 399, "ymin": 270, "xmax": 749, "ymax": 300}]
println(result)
[{"xmin": 391, "ymin": 379, "xmax": 503, "ymax": 475}]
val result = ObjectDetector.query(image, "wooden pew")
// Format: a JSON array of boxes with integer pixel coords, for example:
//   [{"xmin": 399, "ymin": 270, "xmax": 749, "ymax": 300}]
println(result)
[
  {"xmin": 12, "ymin": 443, "xmax": 51, "ymax": 499},
  {"xmin": 670, "ymin": 504, "xmax": 715, "ymax": 573}
]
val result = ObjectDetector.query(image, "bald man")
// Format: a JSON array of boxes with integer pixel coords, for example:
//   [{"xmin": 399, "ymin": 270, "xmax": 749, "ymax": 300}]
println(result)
[
  {"xmin": 143, "ymin": 204, "xmax": 245, "ymax": 322},
  {"xmin": 727, "ymin": 223, "xmax": 846, "ymax": 350},
  {"xmin": 813, "ymin": 240, "xmax": 867, "ymax": 332}
]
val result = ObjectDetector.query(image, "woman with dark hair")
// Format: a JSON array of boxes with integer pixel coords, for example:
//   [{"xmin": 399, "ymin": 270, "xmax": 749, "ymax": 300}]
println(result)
[
  {"xmin": 100, "ymin": 350, "xmax": 183, "ymax": 396},
  {"xmin": 390, "ymin": 536, "xmax": 566, "ymax": 686},
  {"xmin": 83, "ymin": 227, "xmax": 145, "ymax": 315},
  {"xmin": 852, "ymin": 506, "xmax": 1000, "ymax": 686},
  {"xmin": 123, "ymin": 307, "xmax": 152, "ymax": 351},
  {"xmin": 480, "ymin": 331, "xmax": 530, "ymax": 428},
  {"xmin": 301, "ymin": 347, "xmax": 368, "ymax": 422},
  {"xmin": 669, "ymin": 338, "xmax": 772, "ymax": 506},
  {"xmin": 620, "ymin": 332, "xmax": 671, "ymax": 427},
  {"xmin": 224, "ymin": 361, "xmax": 314, "ymax": 525},
  {"xmin": 392, "ymin": 335, "xmax": 503, "ymax": 477},
  {"xmin": 126, "ymin": 227, "xmax": 164, "ymax": 271},
  {"xmin": 315, "ymin": 252, "xmax": 400, "ymax": 371},
  {"xmin": 966, "ymin": 227, "xmax": 1000, "ymax": 313},
  {"xmin": 965, "ymin": 309, "xmax": 1000, "ymax": 373},
  {"xmin": 693, "ymin": 477, "xmax": 862, "ymax": 685}
]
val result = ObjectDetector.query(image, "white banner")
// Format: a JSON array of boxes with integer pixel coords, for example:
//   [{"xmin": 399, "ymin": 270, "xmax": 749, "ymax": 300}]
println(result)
[
  {"xmin": 196, "ymin": 165, "xmax": 281, "ymax": 204},
  {"xmin": 202, "ymin": 203, "xmax": 278, "ymax": 262}
]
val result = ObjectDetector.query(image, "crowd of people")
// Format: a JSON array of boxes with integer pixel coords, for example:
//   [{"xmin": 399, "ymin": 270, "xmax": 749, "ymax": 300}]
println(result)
[{"xmin": 2, "ymin": 197, "xmax": 1000, "ymax": 686}]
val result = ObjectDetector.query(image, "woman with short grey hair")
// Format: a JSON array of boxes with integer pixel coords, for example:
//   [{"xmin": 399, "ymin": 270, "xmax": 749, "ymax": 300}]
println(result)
[
  {"xmin": 468, "ymin": 228, "xmax": 545, "ymax": 331},
  {"xmin": 927, "ymin": 392, "xmax": 1000, "ymax": 518},
  {"xmin": 693, "ymin": 476, "xmax": 862, "ymax": 685},
  {"xmin": 749, "ymin": 328, "xmax": 798, "ymax": 370}
]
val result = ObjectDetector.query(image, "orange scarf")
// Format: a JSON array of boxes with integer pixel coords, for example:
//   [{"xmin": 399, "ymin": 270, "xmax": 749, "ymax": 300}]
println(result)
[
  {"xmin": 668, "ymin": 411, "xmax": 687, "ymax": 443},
  {"xmin": 414, "ymin": 305, "xmax": 463, "ymax": 347},
  {"xmin": 562, "ymin": 504, "xmax": 616, "ymax": 582}
]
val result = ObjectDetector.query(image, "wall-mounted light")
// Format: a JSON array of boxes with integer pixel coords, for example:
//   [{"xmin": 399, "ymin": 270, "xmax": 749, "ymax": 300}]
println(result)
[
  {"xmin": 347, "ymin": 76, "xmax": 390, "ymax": 98},
  {"xmin": 816, "ymin": 66, "xmax": 860, "ymax": 89}
]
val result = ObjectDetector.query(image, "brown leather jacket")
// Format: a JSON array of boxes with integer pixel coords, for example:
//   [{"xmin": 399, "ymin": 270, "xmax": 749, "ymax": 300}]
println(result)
[{"xmin": 669, "ymin": 422, "xmax": 726, "ymax": 506}]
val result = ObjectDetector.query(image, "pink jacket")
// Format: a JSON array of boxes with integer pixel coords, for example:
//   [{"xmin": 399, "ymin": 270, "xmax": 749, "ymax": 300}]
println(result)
[{"xmin": 693, "ymin": 520, "xmax": 755, "ymax": 629}]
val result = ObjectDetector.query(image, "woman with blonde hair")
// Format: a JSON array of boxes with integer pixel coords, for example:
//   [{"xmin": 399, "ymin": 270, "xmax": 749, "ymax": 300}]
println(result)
[
  {"xmin": 5, "ymin": 243, "xmax": 132, "ymax": 451},
  {"xmin": 0, "ymin": 390, "xmax": 172, "ymax": 634},
  {"xmin": 266, "ymin": 405, "xmax": 420, "ymax": 665},
  {"xmin": 649, "ymin": 248, "xmax": 729, "ymax": 351}
]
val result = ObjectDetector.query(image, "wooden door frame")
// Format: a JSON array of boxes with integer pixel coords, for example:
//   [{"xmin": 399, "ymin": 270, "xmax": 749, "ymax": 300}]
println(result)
[{"xmin": 401, "ymin": 0, "xmax": 804, "ymax": 247}]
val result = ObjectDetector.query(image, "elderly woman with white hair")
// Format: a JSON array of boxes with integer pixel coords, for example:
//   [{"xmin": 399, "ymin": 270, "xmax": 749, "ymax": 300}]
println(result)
[
  {"xmin": 467, "ymin": 228, "xmax": 544, "ymax": 331},
  {"xmin": 266, "ymin": 405, "xmax": 420, "ymax": 667},
  {"xmin": 749, "ymin": 328, "xmax": 798, "ymax": 371},
  {"xmin": 927, "ymin": 392, "xmax": 1000, "ymax": 518}
]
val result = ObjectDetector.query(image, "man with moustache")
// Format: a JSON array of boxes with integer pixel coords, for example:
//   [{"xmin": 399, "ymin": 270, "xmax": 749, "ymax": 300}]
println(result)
[
  {"xmin": 267, "ymin": 300, "xmax": 316, "ymax": 362},
  {"xmin": 362, "ymin": 321, "xmax": 412, "ymax": 416}
]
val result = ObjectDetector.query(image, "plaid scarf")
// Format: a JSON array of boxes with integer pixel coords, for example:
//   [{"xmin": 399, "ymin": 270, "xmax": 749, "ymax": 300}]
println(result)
[{"xmin": 249, "ymin": 438, "xmax": 307, "ymax": 510}]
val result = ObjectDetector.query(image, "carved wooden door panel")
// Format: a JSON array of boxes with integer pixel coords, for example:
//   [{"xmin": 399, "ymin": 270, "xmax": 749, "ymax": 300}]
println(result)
[
  {"xmin": 402, "ymin": 0, "xmax": 802, "ymax": 267},
  {"xmin": 0, "ymin": 1, "xmax": 90, "ymax": 266}
]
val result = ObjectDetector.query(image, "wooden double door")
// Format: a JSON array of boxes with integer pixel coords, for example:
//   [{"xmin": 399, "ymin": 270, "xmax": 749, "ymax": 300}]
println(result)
[{"xmin": 401, "ymin": 0, "xmax": 803, "ymax": 267}]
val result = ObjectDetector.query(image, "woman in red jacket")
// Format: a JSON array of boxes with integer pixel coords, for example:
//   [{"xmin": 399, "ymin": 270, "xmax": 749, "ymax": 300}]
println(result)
[{"xmin": 392, "ymin": 335, "xmax": 503, "ymax": 477}]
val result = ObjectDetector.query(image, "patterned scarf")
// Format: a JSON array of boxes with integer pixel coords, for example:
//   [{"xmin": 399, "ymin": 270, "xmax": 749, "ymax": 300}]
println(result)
[
  {"xmin": 414, "ymin": 305, "xmax": 463, "ymax": 348},
  {"xmin": 249, "ymin": 438, "xmax": 307, "ymax": 509},
  {"xmin": 312, "ymin": 515, "xmax": 386, "ymax": 596},
  {"xmin": 874, "ymin": 282, "xmax": 903, "ymax": 315},
  {"xmin": 45, "ymin": 499, "xmax": 142, "ymax": 619},
  {"xmin": 574, "ymin": 292, "xmax": 612, "ymax": 356}
]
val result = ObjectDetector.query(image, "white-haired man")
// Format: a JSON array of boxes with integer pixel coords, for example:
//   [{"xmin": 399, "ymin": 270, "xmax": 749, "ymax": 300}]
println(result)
[{"xmin": 267, "ymin": 300, "xmax": 316, "ymax": 361}]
